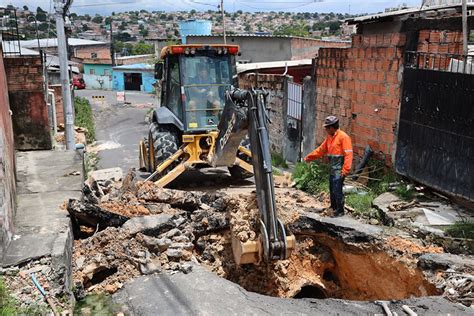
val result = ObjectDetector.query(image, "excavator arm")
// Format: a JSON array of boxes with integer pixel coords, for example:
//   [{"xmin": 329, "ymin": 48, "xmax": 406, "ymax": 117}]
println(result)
[{"xmin": 213, "ymin": 89, "xmax": 295, "ymax": 264}]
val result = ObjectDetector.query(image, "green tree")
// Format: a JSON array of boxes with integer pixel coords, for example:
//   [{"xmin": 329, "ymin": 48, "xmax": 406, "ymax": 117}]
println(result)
[
  {"xmin": 190, "ymin": 9, "xmax": 196, "ymax": 15},
  {"xmin": 132, "ymin": 41, "xmax": 153, "ymax": 55},
  {"xmin": 36, "ymin": 7, "xmax": 47, "ymax": 22},
  {"xmin": 92, "ymin": 15, "xmax": 103, "ymax": 23},
  {"xmin": 274, "ymin": 22, "xmax": 310, "ymax": 37},
  {"xmin": 23, "ymin": 5, "xmax": 29, "ymax": 11},
  {"xmin": 82, "ymin": 24, "xmax": 89, "ymax": 31}
]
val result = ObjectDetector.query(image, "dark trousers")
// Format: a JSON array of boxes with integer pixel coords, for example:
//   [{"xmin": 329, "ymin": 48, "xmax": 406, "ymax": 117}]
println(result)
[{"xmin": 329, "ymin": 174, "xmax": 345, "ymax": 214}]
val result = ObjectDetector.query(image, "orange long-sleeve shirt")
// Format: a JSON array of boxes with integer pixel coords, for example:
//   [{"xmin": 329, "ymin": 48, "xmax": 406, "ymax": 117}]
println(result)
[{"xmin": 304, "ymin": 129, "xmax": 353, "ymax": 176}]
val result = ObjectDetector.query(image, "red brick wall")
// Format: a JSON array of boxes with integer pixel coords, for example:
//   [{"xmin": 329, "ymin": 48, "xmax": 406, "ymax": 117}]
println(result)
[
  {"xmin": 315, "ymin": 32, "xmax": 406, "ymax": 164},
  {"xmin": 0, "ymin": 46, "xmax": 16, "ymax": 254},
  {"xmin": 4, "ymin": 56, "xmax": 52, "ymax": 150}
]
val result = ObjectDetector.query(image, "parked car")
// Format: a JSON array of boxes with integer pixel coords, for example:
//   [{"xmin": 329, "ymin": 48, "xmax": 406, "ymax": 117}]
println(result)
[{"xmin": 72, "ymin": 76, "xmax": 86, "ymax": 90}]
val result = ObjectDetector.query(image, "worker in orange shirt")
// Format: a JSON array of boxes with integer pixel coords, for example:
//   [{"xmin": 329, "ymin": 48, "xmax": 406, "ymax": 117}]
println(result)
[{"xmin": 304, "ymin": 116, "xmax": 353, "ymax": 217}]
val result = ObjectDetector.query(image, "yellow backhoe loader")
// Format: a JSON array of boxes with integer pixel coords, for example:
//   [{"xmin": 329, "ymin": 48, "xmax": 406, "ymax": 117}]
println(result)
[{"xmin": 139, "ymin": 44, "xmax": 294, "ymax": 264}]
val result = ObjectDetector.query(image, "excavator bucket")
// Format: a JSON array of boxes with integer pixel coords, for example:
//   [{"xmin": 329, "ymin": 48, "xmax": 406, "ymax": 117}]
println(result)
[{"xmin": 232, "ymin": 234, "xmax": 296, "ymax": 265}]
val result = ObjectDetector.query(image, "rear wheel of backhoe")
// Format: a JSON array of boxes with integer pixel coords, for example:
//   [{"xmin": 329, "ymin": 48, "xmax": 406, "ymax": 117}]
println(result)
[
  {"xmin": 228, "ymin": 136, "xmax": 253, "ymax": 179},
  {"xmin": 148, "ymin": 122, "xmax": 179, "ymax": 176}
]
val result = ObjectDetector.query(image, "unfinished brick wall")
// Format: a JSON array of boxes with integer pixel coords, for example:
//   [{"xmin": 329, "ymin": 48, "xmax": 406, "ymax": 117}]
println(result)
[
  {"xmin": 0, "ymin": 47, "xmax": 16, "ymax": 255},
  {"xmin": 238, "ymin": 73, "xmax": 286, "ymax": 153},
  {"xmin": 315, "ymin": 32, "xmax": 406, "ymax": 163},
  {"xmin": 4, "ymin": 55, "xmax": 52, "ymax": 150},
  {"xmin": 74, "ymin": 45, "xmax": 111, "ymax": 60}
]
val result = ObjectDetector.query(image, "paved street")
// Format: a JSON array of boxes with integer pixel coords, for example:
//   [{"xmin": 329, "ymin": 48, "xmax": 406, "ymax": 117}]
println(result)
[{"xmin": 76, "ymin": 89, "xmax": 156, "ymax": 173}]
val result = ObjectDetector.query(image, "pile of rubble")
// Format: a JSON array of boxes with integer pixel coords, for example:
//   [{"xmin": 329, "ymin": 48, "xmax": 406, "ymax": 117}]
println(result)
[
  {"xmin": 68, "ymin": 170, "xmax": 326, "ymax": 297},
  {"xmin": 68, "ymin": 170, "xmax": 472, "ymax": 308}
]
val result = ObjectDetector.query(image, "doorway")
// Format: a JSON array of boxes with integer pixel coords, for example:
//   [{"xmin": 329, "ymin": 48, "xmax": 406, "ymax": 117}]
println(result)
[{"xmin": 124, "ymin": 73, "xmax": 142, "ymax": 91}]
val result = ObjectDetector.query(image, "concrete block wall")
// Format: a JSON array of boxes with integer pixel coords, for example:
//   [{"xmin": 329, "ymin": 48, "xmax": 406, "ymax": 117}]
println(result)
[
  {"xmin": 238, "ymin": 73, "xmax": 286, "ymax": 153},
  {"xmin": 315, "ymin": 32, "xmax": 406, "ymax": 164},
  {"xmin": 0, "ymin": 47, "xmax": 16, "ymax": 255},
  {"xmin": 4, "ymin": 56, "xmax": 52, "ymax": 150}
]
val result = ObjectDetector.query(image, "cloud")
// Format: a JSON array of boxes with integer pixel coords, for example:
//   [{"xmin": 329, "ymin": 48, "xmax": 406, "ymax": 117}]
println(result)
[{"xmin": 9, "ymin": 0, "xmax": 421, "ymax": 15}]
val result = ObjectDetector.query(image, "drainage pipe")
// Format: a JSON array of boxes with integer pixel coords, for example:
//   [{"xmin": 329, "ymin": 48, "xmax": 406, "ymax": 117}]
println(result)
[
  {"xmin": 30, "ymin": 273, "xmax": 59, "ymax": 316},
  {"xmin": 351, "ymin": 145, "xmax": 373, "ymax": 181}
]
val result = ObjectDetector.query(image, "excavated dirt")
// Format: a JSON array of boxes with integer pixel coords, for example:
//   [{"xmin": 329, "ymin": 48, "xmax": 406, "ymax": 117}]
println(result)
[{"xmin": 70, "ymin": 173, "xmax": 470, "ymax": 306}]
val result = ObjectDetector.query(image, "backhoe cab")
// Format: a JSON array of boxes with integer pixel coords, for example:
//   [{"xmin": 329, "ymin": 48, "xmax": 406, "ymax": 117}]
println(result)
[
  {"xmin": 139, "ymin": 44, "xmax": 252, "ymax": 185},
  {"xmin": 139, "ymin": 45, "xmax": 294, "ymax": 264}
]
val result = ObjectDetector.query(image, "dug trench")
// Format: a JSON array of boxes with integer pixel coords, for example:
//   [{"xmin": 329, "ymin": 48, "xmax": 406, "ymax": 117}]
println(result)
[{"xmin": 68, "ymin": 171, "xmax": 453, "ymax": 307}]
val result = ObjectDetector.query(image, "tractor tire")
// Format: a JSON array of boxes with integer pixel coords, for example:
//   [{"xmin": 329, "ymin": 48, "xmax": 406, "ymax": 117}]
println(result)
[
  {"xmin": 228, "ymin": 136, "xmax": 253, "ymax": 180},
  {"xmin": 149, "ymin": 122, "xmax": 179, "ymax": 174}
]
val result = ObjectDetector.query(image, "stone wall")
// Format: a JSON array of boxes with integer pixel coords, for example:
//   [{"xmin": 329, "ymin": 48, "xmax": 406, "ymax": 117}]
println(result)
[
  {"xmin": 0, "ymin": 45, "xmax": 16, "ymax": 255},
  {"xmin": 4, "ymin": 55, "xmax": 52, "ymax": 150},
  {"xmin": 238, "ymin": 73, "xmax": 287, "ymax": 153}
]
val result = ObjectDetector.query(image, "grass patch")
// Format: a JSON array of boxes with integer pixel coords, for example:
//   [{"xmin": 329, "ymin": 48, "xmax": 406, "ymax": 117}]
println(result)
[
  {"xmin": 271, "ymin": 152, "xmax": 288, "ymax": 169},
  {"xmin": 74, "ymin": 97, "xmax": 96, "ymax": 143},
  {"xmin": 0, "ymin": 277, "xmax": 48, "ymax": 315},
  {"xmin": 445, "ymin": 221, "xmax": 474, "ymax": 240},
  {"xmin": 293, "ymin": 161, "xmax": 330, "ymax": 194},
  {"xmin": 85, "ymin": 152, "xmax": 99, "ymax": 176},
  {"xmin": 346, "ymin": 192, "xmax": 377, "ymax": 216}
]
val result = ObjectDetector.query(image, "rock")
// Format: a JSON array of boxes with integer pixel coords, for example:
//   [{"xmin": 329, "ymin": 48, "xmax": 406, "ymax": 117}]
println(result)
[
  {"xmin": 164, "ymin": 228, "xmax": 182, "ymax": 239},
  {"xmin": 136, "ymin": 187, "xmax": 202, "ymax": 211},
  {"xmin": 166, "ymin": 248, "xmax": 183, "ymax": 259},
  {"xmin": 173, "ymin": 217, "xmax": 187, "ymax": 227},
  {"xmin": 105, "ymin": 283, "xmax": 118, "ymax": 294},
  {"xmin": 170, "ymin": 242, "xmax": 194, "ymax": 251},
  {"xmin": 180, "ymin": 263, "xmax": 193, "ymax": 274},
  {"xmin": 372, "ymin": 192, "xmax": 401, "ymax": 214},
  {"xmin": 173, "ymin": 235, "xmax": 190, "ymax": 243},
  {"xmin": 369, "ymin": 218, "xmax": 379, "ymax": 225},
  {"xmin": 139, "ymin": 258, "xmax": 162, "ymax": 275},
  {"xmin": 89, "ymin": 168, "xmax": 123, "ymax": 183},
  {"xmin": 418, "ymin": 253, "xmax": 474, "ymax": 271},
  {"xmin": 123, "ymin": 214, "xmax": 176, "ymax": 236},
  {"xmin": 67, "ymin": 199, "xmax": 129, "ymax": 230},
  {"xmin": 191, "ymin": 210, "xmax": 228, "ymax": 235},
  {"xmin": 157, "ymin": 238, "xmax": 173, "ymax": 251}
]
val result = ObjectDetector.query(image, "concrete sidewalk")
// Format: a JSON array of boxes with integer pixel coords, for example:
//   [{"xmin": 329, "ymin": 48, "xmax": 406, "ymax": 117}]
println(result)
[{"xmin": 1, "ymin": 150, "xmax": 83, "ymax": 290}]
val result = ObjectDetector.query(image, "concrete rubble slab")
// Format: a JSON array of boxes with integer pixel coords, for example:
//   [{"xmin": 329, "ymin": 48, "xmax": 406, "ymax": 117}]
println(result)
[
  {"xmin": 88, "ymin": 167, "xmax": 123, "ymax": 182},
  {"xmin": 113, "ymin": 265, "xmax": 471, "ymax": 315},
  {"xmin": 1, "ymin": 150, "xmax": 82, "ymax": 292},
  {"xmin": 372, "ymin": 192, "xmax": 402, "ymax": 213}
]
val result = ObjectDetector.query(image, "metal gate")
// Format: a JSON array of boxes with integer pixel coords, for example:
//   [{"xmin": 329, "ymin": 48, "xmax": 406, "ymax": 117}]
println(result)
[
  {"xmin": 284, "ymin": 81, "xmax": 303, "ymax": 162},
  {"xmin": 396, "ymin": 52, "xmax": 474, "ymax": 200}
]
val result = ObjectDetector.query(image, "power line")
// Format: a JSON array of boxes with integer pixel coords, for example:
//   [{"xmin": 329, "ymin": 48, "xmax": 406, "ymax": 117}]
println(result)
[{"xmin": 72, "ymin": 1, "xmax": 139, "ymax": 8}]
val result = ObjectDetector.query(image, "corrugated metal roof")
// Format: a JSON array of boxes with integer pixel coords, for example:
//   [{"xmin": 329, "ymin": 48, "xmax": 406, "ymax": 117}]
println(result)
[
  {"xmin": 18, "ymin": 38, "xmax": 107, "ymax": 48},
  {"xmin": 1, "ymin": 42, "xmax": 39, "ymax": 55},
  {"xmin": 346, "ymin": 3, "xmax": 474, "ymax": 24},
  {"xmin": 112, "ymin": 63, "xmax": 153, "ymax": 71},
  {"xmin": 237, "ymin": 59, "xmax": 313, "ymax": 73}
]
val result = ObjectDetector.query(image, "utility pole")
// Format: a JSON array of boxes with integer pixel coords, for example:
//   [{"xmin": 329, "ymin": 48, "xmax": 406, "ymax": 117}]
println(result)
[
  {"xmin": 110, "ymin": 16, "xmax": 115, "ymax": 66},
  {"xmin": 220, "ymin": 0, "xmax": 226, "ymax": 44},
  {"xmin": 54, "ymin": 0, "xmax": 75, "ymax": 150},
  {"xmin": 462, "ymin": 0, "xmax": 468, "ymax": 56}
]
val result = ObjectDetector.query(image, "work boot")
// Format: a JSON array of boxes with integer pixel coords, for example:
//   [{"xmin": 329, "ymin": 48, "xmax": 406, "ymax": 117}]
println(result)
[{"xmin": 332, "ymin": 210, "xmax": 344, "ymax": 218}]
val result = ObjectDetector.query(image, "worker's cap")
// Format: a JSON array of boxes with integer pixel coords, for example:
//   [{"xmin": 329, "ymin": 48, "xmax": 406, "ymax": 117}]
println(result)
[{"xmin": 323, "ymin": 115, "xmax": 339, "ymax": 127}]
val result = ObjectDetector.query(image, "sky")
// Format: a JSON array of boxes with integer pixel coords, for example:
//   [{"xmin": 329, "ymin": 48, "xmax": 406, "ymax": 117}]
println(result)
[{"xmin": 4, "ymin": 0, "xmax": 421, "ymax": 15}]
